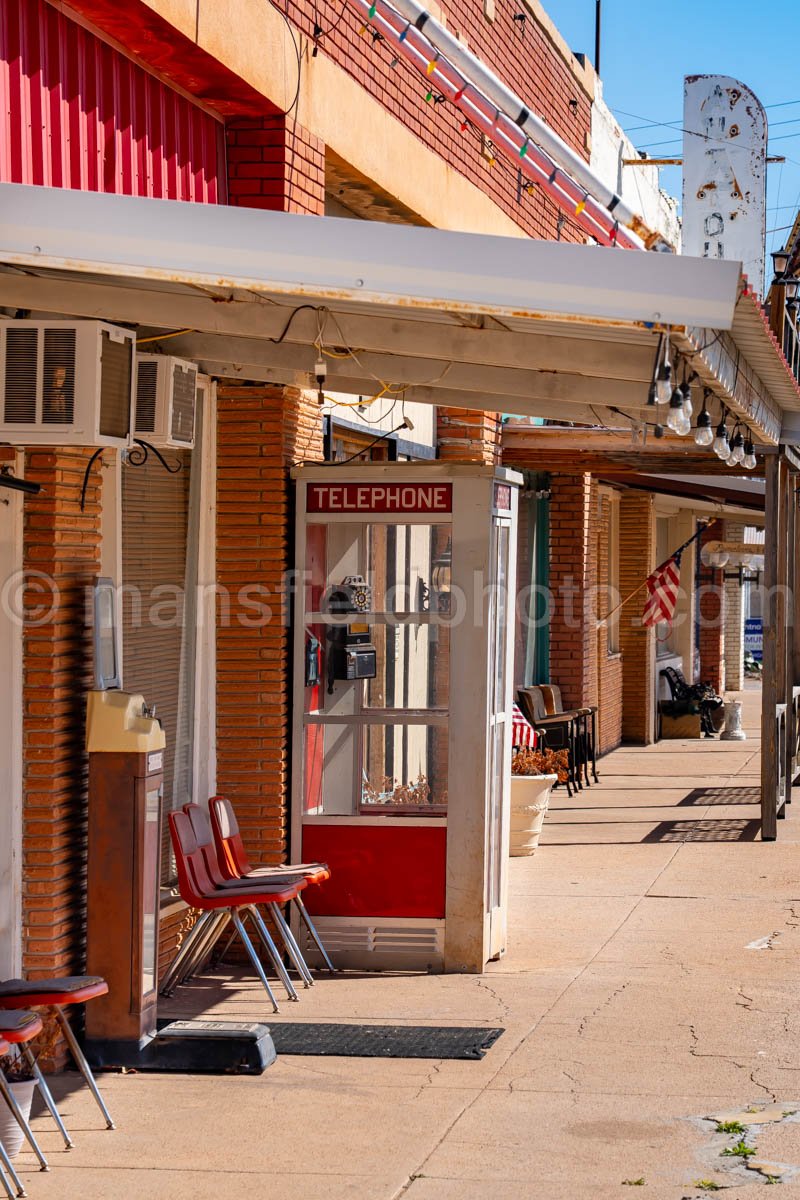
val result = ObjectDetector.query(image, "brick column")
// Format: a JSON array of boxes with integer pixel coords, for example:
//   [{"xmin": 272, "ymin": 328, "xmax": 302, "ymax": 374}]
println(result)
[
  {"xmin": 548, "ymin": 473, "xmax": 598, "ymax": 710},
  {"xmin": 724, "ymin": 520, "xmax": 745, "ymax": 690},
  {"xmin": 619, "ymin": 490, "xmax": 656, "ymax": 743},
  {"xmin": 21, "ymin": 448, "xmax": 102, "ymax": 980},
  {"xmin": 699, "ymin": 519, "xmax": 725, "ymax": 692},
  {"xmin": 226, "ymin": 116, "xmax": 325, "ymax": 215},
  {"xmin": 215, "ymin": 384, "xmax": 322, "ymax": 864},
  {"xmin": 437, "ymin": 410, "xmax": 502, "ymax": 463}
]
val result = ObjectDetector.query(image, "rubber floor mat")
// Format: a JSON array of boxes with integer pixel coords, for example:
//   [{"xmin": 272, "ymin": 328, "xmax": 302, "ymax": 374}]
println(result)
[{"xmin": 269, "ymin": 1023, "xmax": 504, "ymax": 1059}]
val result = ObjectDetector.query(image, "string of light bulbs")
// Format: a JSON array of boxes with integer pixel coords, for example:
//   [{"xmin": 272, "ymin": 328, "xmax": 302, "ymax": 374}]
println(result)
[{"xmin": 646, "ymin": 330, "xmax": 759, "ymax": 469}]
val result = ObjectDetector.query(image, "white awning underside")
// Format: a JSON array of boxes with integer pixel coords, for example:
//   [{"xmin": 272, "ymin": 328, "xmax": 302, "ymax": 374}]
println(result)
[{"xmin": 0, "ymin": 183, "xmax": 796, "ymax": 444}]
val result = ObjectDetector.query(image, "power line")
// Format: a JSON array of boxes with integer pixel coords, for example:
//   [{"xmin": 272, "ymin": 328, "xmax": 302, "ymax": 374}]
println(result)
[{"xmin": 620, "ymin": 97, "xmax": 800, "ymax": 134}]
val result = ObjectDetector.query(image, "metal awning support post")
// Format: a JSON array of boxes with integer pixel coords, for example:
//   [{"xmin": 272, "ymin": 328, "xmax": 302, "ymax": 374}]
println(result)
[
  {"xmin": 761, "ymin": 454, "xmax": 790, "ymax": 839},
  {"xmin": 785, "ymin": 473, "xmax": 797, "ymax": 808}
]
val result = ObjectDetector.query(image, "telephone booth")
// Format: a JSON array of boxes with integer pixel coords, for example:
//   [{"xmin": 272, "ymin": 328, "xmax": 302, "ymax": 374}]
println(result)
[{"xmin": 291, "ymin": 464, "xmax": 521, "ymax": 973}]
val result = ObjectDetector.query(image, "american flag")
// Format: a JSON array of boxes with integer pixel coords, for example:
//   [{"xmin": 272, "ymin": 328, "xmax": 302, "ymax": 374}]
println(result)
[
  {"xmin": 642, "ymin": 552, "xmax": 682, "ymax": 627},
  {"xmin": 511, "ymin": 704, "xmax": 538, "ymax": 748}
]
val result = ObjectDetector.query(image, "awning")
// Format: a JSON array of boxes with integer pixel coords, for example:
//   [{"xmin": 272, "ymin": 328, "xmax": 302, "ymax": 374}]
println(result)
[{"xmin": 0, "ymin": 182, "xmax": 793, "ymax": 443}]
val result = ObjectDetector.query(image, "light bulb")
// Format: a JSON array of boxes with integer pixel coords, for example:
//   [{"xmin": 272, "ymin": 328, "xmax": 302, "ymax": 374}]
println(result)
[
  {"xmin": 680, "ymin": 381, "xmax": 693, "ymax": 418},
  {"xmin": 666, "ymin": 387, "xmax": 685, "ymax": 432},
  {"xmin": 743, "ymin": 439, "xmax": 756, "ymax": 470},
  {"xmin": 730, "ymin": 432, "xmax": 745, "ymax": 465},
  {"xmin": 713, "ymin": 421, "xmax": 729, "ymax": 458},
  {"xmin": 694, "ymin": 408, "xmax": 713, "ymax": 446},
  {"xmin": 655, "ymin": 361, "xmax": 672, "ymax": 404}
]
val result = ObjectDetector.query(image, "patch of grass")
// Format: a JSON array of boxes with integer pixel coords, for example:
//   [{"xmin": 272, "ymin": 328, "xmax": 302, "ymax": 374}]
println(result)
[
  {"xmin": 694, "ymin": 1181, "xmax": 721, "ymax": 1192},
  {"xmin": 622, "ymin": 1179, "xmax": 646, "ymax": 1187},
  {"xmin": 715, "ymin": 1120, "xmax": 746, "ymax": 1135},
  {"xmin": 764, "ymin": 1176, "xmax": 782, "ymax": 1185},
  {"xmin": 721, "ymin": 1139, "xmax": 757, "ymax": 1159}
]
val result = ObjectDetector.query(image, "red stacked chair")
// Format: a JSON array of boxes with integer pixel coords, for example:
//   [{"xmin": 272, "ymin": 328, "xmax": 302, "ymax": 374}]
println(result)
[
  {"xmin": 168, "ymin": 810, "xmax": 309, "ymax": 1012},
  {"xmin": 209, "ymin": 796, "xmax": 335, "ymax": 972}
]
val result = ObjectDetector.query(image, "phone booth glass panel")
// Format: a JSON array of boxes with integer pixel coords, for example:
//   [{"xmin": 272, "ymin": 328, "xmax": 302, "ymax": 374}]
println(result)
[{"xmin": 292, "ymin": 465, "xmax": 520, "ymax": 972}]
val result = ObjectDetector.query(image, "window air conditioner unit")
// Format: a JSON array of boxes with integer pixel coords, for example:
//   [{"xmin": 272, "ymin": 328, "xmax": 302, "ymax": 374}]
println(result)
[
  {"xmin": 0, "ymin": 320, "xmax": 134, "ymax": 447},
  {"xmin": 134, "ymin": 354, "xmax": 198, "ymax": 450}
]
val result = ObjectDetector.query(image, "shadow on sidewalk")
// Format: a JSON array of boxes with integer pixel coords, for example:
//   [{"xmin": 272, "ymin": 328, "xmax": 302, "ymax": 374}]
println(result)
[{"xmin": 642, "ymin": 817, "xmax": 761, "ymax": 843}]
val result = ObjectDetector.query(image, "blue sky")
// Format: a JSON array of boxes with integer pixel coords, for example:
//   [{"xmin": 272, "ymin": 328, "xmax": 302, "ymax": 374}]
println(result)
[{"xmin": 541, "ymin": 0, "xmax": 800, "ymax": 261}]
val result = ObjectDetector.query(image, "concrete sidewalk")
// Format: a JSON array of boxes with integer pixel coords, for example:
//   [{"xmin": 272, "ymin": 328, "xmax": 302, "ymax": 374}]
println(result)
[{"xmin": 16, "ymin": 684, "xmax": 800, "ymax": 1199}]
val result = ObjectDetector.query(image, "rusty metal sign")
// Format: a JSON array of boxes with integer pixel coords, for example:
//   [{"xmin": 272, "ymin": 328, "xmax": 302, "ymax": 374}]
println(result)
[{"xmin": 682, "ymin": 75, "xmax": 767, "ymax": 297}]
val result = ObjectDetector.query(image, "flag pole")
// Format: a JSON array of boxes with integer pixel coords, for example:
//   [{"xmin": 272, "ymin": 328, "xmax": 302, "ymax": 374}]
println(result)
[{"xmin": 596, "ymin": 524, "xmax": 707, "ymax": 628}]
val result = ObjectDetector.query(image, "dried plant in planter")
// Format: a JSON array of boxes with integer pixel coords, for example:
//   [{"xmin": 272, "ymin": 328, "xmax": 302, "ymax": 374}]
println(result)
[
  {"xmin": 0, "ymin": 1009, "xmax": 63, "ymax": 1080},
  {"xmin": 511, "ymin": 745, "xmax": 570, "ymax": 782},
  {"xmin": 362, "ymin": 773, "xmax": 434, "ymax": 806}
]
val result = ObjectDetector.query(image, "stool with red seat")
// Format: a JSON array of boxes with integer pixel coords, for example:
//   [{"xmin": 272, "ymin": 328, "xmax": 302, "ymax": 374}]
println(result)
[
  {"xmin": 0, "ymin": 978, "xmax": 114, "ymax": 1133},
  {"xmin": 168, "ymin": 810, "xmax": 309, "ymax": 1012},
  {"xmin": 183, "ymin": 803, "xmax": 314, "ymax": 990},
  {"xmin": 209, "ymin": 796, "xmax": 335, "ymax": 972},
  {"xmin": 0, "ymin": 1035, "xmax": 26, "ymax": 1200},
  {"xmin": 0, "ymin": 1009, "xmax": 59, "ymax": 1177}
]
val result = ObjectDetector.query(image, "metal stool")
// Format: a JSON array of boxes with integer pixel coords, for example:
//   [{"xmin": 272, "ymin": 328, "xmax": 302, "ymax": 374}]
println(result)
[{"xmin": 0, "ymin": 977, "xmax": 115, "ymax": 1133}]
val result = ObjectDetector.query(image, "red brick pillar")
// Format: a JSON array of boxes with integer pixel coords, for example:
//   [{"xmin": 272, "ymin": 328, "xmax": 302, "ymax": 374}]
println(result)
[
  {"xmin": 226, "ymin": 116, "xmax": 325, "ymax": 215},
  {"xmin": 698, "ymin": 519, "xmax": 725, "ymax": 692},
  {"xmin": 215, "ymin": 384, "xmax": 322, "ymax": 864},
  {"xmin": 437, "ymin": 410, "xmax": 502, "ymax": 463},
  {"xmin": 548, "ymin": 473, "xmax": 598, "ymax": 710},
  {"xmin": 619, "ymin": 490, "xmax": 656, "ymax": 743},
  {"xmin": 21, "ymin": 448, "xmax": 102, "ymax": 979}
]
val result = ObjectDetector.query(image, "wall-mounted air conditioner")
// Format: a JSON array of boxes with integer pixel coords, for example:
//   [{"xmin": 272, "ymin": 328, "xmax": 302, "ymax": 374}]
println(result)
[
  {"xmin": 0, "ymin": 320, "xmax": 134, "ymax": 447},
  {"xmin": 134, "ymin": 354, "xmax": 198, "ymax": 450}
]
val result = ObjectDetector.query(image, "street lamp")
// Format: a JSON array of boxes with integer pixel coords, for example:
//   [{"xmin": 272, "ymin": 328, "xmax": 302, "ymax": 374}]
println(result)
[{"xmin": 772, "ymin": 248, "xmax": 790, "ymax": 278}]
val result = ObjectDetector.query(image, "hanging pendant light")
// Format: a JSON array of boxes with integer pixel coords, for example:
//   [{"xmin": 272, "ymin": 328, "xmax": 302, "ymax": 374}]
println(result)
[
  {"xmin": 729, "ymin": 430, "xmax": 745, "ymax": 465},
  {"xmin": 680, "ymin": 378, "xmax": 693, "ymax": 418},
  {"xmin": 655, "ymin": 359, "xmax": 672, "ymax": 404},
  {"xmin": 666, "ymin": 387, "xmax": 685, "ymax": 433},
  {"xmin": 713, "ymin": 418, "xmax": 730, "ymax": 459},
  {"xmin": 743, "ymin": 438, "xmax": 757, "ymax": 470},
  {"xmin": 694, "ymin": 402, "xmax": 714, "ymax": 447}
]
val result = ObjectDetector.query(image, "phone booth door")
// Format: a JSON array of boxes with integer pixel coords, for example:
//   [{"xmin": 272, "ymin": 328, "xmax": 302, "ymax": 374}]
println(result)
[{"xmin": 291, "ymin": 465, "xmax": 519, "ymax": 973}]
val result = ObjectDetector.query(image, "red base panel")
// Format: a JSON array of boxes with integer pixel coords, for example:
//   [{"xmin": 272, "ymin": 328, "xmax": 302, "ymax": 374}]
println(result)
[{"xmin": 301, "ymin": 823, "xmax": 446, "ymax": 919}]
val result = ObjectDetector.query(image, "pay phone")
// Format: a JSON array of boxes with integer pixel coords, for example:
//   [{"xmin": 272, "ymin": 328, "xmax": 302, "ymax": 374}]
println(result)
[{"xmin": 324, "ymin": 574, "xmax": 377, "ymax": 692}]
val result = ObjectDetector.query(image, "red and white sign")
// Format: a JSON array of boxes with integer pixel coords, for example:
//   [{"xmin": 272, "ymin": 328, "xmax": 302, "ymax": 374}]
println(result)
[
  {"xmin": 494, "ymin": 483, "xmax": 512, "ymax": 511},
  {"xmin": 307, "ymin": 483, "xmax": 452, "ymax": 514}
]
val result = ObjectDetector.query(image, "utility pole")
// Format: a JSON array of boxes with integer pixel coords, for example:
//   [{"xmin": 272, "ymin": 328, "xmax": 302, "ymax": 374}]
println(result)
[{"xmin": 595, "ymin": 0, "xmax": 601, "ymax": 77}]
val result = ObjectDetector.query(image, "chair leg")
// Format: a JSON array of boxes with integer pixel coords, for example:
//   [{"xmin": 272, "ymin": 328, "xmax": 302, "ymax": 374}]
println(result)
[
  {"xmin": 0, "ymin": 1069, "xmax": 48, "ymax": 1172},
  {"xmin": 245, "ymin": 907, "xmax": 299, "ymax": 1001},
  {"xmin": 182, "ymin": 912, "xmax": 231, "ymax": 983},
  {"xmin": 268, "ymin": 903, "xmax": 314, "ymax": 987},
  {"xmin": 0, "ymin": 1139, "xmax": 25, "ymax": 1199},
  {"xmin": 230, "ymin": 910, "xmax": 280, "ymax": 1013},
  {"xmin": 294, "ymin": 894, "xmax": 336, "ymax": 972},
  {"xmin": 159, "ymin": 910, "xmax": 216, "ymax": 996},
  {"xmin": 53, "ymin": 1008, "xmax": 115, "ymax": 1132},
  {"xmin": 21, "ymin": 1048, "xmax": 72, "ymax": 1149}
]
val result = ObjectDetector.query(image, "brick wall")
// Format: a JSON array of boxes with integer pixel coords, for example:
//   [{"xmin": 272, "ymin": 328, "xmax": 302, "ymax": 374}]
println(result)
[
  {"xmin": 21, "ymin": 448, "xmax": 102, "ymax": 986},
  {"xmin": 437, "ymin": 409, "xmax": 502, "ymax": 464},
  {"xmin": 548, "ymin": 473, "xmax": 598, "ymax": 710},
  {"xmin": 699, "ymin": 519, "xmax": 725, "ymax": 693},
  {"xmin": 227, "ymin": 116, "xmax": 326, "ymax": 215},
  {"xmin": 618, "ymin": 490, "xmax": 655, "ymax": 744},
  {"xmin": 215, "ymin": 384, "xmax": 323, "ymax": 865},
  {"xmin": 596, "ymin": 492, "xmax": 622, "ymax": 754},
  {"xmin": 288, "ymin": 0, "xmax": 593, "ymax": 241}
]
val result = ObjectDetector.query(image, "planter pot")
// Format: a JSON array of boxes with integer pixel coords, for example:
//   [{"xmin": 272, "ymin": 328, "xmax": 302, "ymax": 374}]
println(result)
[
  {"xmin": 0, "ymin": 1079, "xmax": 35, "ymax": 1159},
  {"xmin": 509, "ymin": 773, "xmax": 557, "ymax": 856}
]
